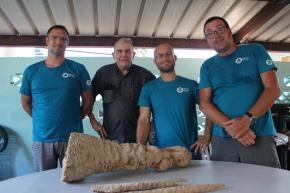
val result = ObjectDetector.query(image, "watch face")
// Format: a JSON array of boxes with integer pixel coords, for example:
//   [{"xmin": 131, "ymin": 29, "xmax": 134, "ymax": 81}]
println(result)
[{"xmin": 250, "ymin": 117, "xmax": 257, "ymax": 125}]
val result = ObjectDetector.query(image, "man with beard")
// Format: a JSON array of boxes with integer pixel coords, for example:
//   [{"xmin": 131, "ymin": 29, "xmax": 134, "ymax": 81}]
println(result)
[
  {"xmin": 20, "ymin": 25, "xmax": 92, "ymax": 171},
  {"xmin": 137, "ymin": 43, "xmax": 210, "ymax": 159},
  {"xmin": 89, "ymin": 38, "xmax": 155, "ymax": 143},
  {"xmin": 199, "ymin": 16, "xmax": 280, "ymax": 167}
]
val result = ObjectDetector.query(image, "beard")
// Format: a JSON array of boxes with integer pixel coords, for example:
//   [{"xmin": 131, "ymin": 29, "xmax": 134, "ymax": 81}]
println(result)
[{"xmin": 158, "ymin": 63, "xmax": 175, "ymax": 73}]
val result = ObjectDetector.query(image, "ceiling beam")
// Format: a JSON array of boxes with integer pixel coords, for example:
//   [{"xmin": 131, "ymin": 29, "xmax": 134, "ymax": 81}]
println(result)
[
  {"xmin": 234, "ymin": 2, "xmax": 287, "ymax": 43},
  {"xmin": 0, "ymin": 35, "xmax": 290, "ymax": 51},
  {"xmin": 0, "ymin": 35, "xmax": 209, "ymax": 49},
  {"xmin": 252, "ymin": 41, "xmax": 290, "ymax": 52}
]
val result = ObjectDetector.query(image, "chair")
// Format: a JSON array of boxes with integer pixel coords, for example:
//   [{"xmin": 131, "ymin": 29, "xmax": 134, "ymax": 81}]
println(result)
[{"xmin": 275, "ymin": 133, "xmax": 289, "ymax": 170}]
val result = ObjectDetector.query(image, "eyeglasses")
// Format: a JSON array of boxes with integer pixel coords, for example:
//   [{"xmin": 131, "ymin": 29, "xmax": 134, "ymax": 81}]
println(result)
[
  {"xmin": 48, "ymin": 35, "xmax": 69, "ymax": 42},
  {"xmin": 155, "ymin": 52, "xmax": 173, "ymax": 59},
  {"xmin": 204, "ymin": 26, "xmax": 227, "ymax": 39}
]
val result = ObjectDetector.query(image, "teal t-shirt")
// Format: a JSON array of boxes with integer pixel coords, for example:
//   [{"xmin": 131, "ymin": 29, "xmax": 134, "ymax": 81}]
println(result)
[
  {"xmin": 20, "ymin": 59, "xmax": 91, "ymax": 142},
  {"xmin": 138, "ymin": 76, "xmax": 199, "ymax": 150},
  {"xmin": 199, "ymin": 43, "xmax": 277, "ymax": 137}
]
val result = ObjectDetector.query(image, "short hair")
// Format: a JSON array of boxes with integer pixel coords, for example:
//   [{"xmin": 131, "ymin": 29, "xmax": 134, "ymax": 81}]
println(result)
[
  {"xmin": 47, "ymin": 25, "xmax": 69, "ymax": 37},
  {"xmin": 114, "ymin": 38, "xmax": 134, "ymax": 50},
  {"xmin": 154, "ymin": 43, "xmax": 174, "ymax": 59},
  {"xmin": 203, "ymin": 16, "xmax": 230, "ymax": 34}
]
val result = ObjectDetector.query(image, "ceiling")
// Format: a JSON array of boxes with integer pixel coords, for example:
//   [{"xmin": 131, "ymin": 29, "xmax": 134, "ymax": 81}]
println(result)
[{"xmin": 0, "ymin": 0, "xmax": 290, "ymax": 51}]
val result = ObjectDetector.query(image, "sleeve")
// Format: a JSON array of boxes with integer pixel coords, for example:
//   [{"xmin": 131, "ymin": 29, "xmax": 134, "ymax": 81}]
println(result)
[
  {"xmin": 255, "ymin": 43, "xmax": 277, "ymax": 73},
  {"xmin": 91, "ymin": 69, "xmax": 101, "ymax": 99},
  {"xmin": 79, "ymin": 64, "xmax": 92, "ymax": 93},
  {"xmin": 192, "ymin": 80, "xmax": 199, "ymax": 104},
  {"xmin": 19, "ymin": 67, "xmax": 32, "ymax": 96},
  {"xmin": 138, "ymin": 85, "xmax": 151, "ymax": 107},
  {"xmin": 146, "ymin": 71, "xmax": 156, "ymax": 82},
  {"xmin": 198, "ymin": 62, "xmax": 211, "ymax": 90}
]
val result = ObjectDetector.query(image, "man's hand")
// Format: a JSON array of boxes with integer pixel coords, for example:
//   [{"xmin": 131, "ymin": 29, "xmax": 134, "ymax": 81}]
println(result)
[
  {"xmin": 236, "ymin": 129, "xmax": 256, "ymax": 147},
  {"xmin": 90, "ymin": 118, "xmax": 108, "ymax": 139},
  {"xmin": 190, "ymin": 136, "xmax": 211, "ymax": 155},
  {"xmin": 223, "ymin": 115, "xmax": 251, "ymax": 138}
]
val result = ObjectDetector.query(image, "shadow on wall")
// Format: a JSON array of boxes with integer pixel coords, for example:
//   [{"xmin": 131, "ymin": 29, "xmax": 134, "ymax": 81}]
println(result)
[{"xmin": 0, "ymin": 125, "xmax": 32, "ymax": 181}]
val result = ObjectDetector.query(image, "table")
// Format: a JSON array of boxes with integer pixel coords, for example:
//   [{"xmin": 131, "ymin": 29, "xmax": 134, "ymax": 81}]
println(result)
[{"xmin": 1, "ymin": 160, "xmax": 290, "ymax": 193}]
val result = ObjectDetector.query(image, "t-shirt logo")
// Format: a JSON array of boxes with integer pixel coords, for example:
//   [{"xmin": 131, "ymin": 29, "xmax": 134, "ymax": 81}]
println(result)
[
  {"xmin": 62, "ymin": 72, "xmax": 75, "ymax": 78},
  {"xmin": 176, "ymin": 87, "xmax": 189, "ymax": 93},
  {"xmin": 266, "ymin": 59, "xmax": 273, "ymax": 65},
  {"xmin": 235, "ymin": 57, "xmax": 249, "ymax": 64}
]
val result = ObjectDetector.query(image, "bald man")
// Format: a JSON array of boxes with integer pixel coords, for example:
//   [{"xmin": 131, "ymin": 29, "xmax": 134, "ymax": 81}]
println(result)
[{"xmin": 137, "ymin": 43, "xmax": 211, "ymax": 159}]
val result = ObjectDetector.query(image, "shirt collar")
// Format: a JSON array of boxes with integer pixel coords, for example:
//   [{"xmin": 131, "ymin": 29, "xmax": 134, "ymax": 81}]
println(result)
[{"xmin": 114, "ymin": 63, "xmax": 134, "ymax": 76}]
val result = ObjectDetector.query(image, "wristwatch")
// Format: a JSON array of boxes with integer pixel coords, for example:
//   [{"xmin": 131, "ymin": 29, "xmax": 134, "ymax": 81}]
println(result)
[{"xmin": 246, "ymin": 112, "xmax": 257, "ymax": 125}]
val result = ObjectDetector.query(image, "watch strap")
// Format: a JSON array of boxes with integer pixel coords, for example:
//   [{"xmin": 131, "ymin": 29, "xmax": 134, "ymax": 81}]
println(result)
[
  {"xmin": 245, "ymin": 112, "xmax": 253, "ymax": 118},
  {"xmin": 246, "ymin": 112, "xmax": 257, "ymax": 125}
]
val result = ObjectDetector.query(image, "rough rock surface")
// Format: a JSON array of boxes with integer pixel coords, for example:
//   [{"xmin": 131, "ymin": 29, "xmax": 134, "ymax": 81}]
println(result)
[{"xmin": 61, "ymin": 133, "xmax": 192, "ymax": 182}]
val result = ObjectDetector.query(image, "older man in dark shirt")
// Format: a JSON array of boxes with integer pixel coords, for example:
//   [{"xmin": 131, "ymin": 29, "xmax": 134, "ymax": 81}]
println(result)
[{"xmin": 89, "ymin": 38, "xmax": 155, "ymax": 143}]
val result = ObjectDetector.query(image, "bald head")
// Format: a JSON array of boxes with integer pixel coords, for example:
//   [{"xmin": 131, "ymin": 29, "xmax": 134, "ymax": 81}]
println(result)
[
  {"xmin": 153, "ymin": 43, "xmax": 176, "ymax": 73},
  {"xmin": 154, "ymin": 43, "xmax": 174, "ymax": 60}
]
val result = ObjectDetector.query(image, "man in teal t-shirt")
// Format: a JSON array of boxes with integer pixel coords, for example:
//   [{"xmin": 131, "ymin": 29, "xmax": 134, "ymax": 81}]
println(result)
[
  {"xmin": 20, "ymin": 25, "xmax": 92, "ymax": 172},
  {"xmin": 137, "ymin": 43, "xmax": 211, "ymax": 159},
  {"xmin": 199, "ymin": 16, "xmax": 280, "ymax": 168}
]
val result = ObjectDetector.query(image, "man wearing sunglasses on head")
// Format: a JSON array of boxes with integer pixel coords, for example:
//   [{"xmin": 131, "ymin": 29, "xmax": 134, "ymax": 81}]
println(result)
[{"xmin": 199, "ymin": 16, "xmax": 281, "ymax": 168}]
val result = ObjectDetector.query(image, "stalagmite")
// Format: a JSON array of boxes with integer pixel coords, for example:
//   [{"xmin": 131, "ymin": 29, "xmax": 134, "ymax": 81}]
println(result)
[
  {"xmin": 125, "ymin": 183, "xmax": 225, "ymax": 193},
  {"xmin": 61, "ymin": 133, "xmax": 192, "ymax": 182},
  {"xmin": 91, "ymin": 179, "xmax": 224, "ymax": 193},
  {"xmin": 91, "ymin": 178, "xmax": 185, "ymax": 193}
]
